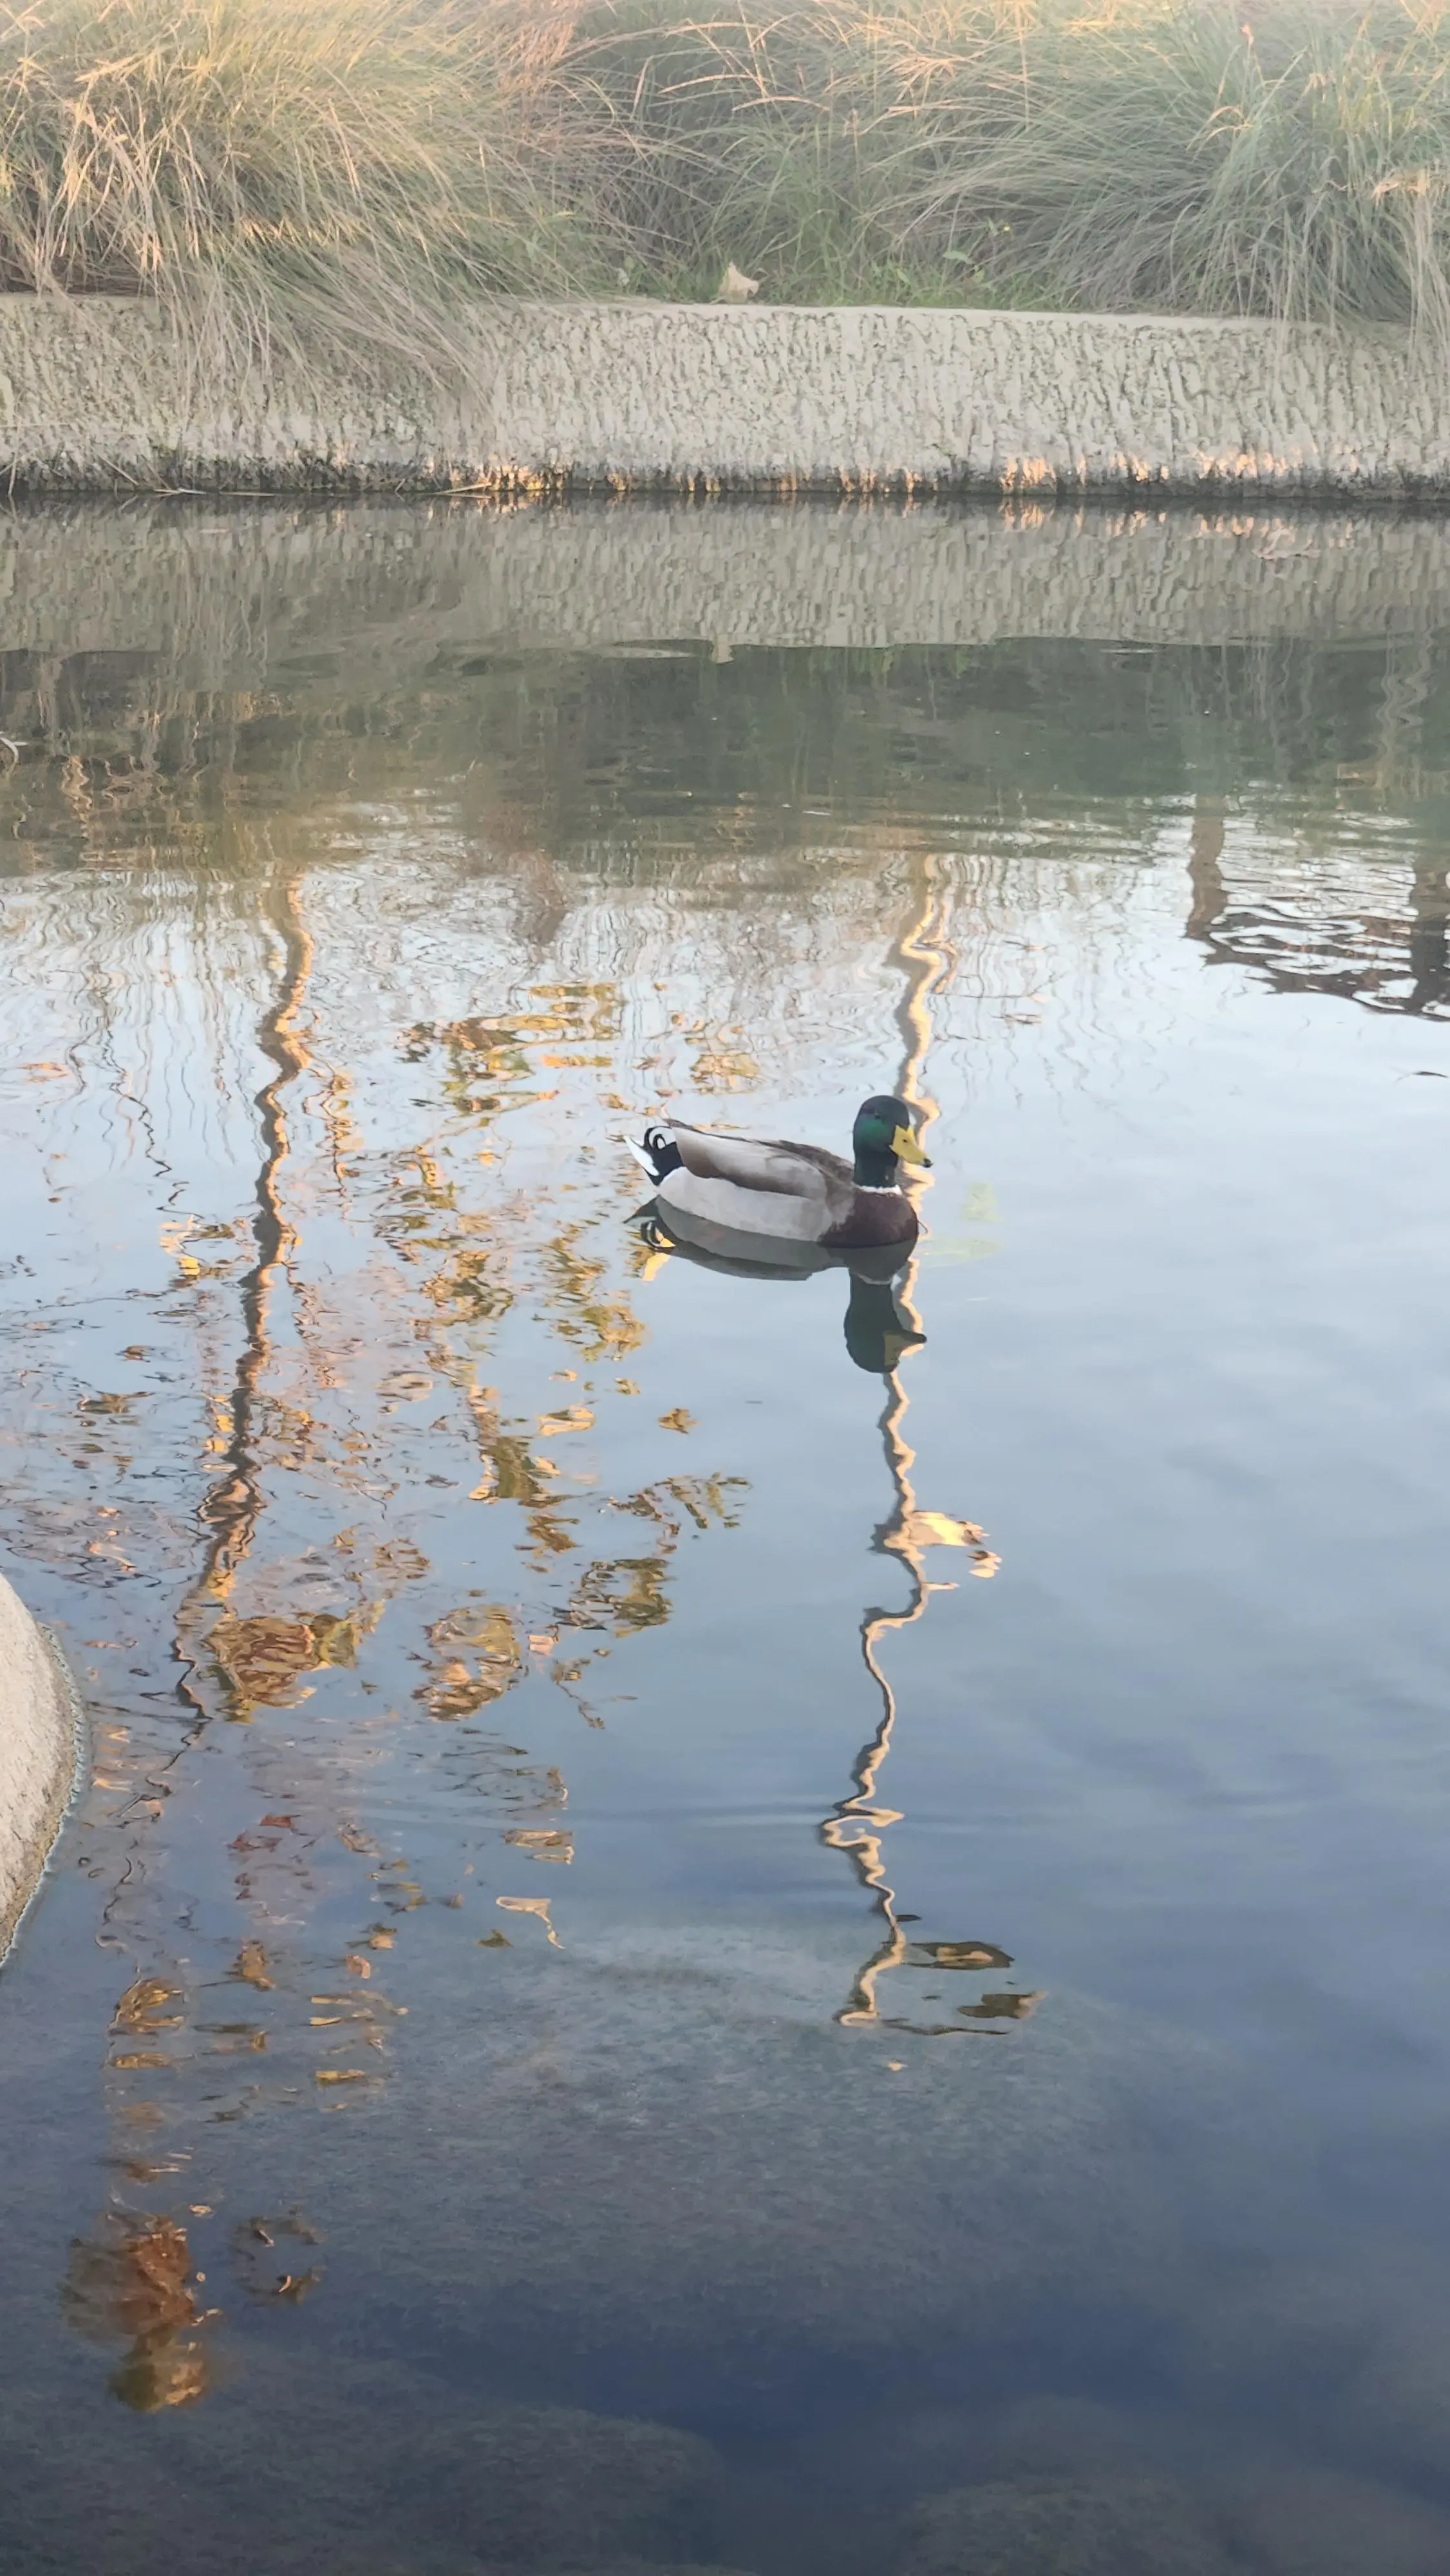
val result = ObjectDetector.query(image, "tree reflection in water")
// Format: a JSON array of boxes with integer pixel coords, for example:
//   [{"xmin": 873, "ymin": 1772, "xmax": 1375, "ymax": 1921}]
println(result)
[
  {"xmin": 1186, "ymin": 794, "xmax": 1450, "ymax": 1021},
  {"xmin": 12, "ymin": 855, "xmax": 762, "ymax": 2406},
  {"xmin": 820, "ymin": 858, "xmax": 1022, "ymax": 2033}
]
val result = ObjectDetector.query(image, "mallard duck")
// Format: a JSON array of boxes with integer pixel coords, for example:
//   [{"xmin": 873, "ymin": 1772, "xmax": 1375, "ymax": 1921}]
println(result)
[{"xmin": 626, "ymin": 1094, "xmax": 930, "ymax": 1251}]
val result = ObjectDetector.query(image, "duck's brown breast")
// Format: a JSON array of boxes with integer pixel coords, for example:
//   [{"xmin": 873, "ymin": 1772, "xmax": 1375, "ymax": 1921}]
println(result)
[{"xmin": 821, "ymin": 1191, "xmax": 918, "ymax": 1251}]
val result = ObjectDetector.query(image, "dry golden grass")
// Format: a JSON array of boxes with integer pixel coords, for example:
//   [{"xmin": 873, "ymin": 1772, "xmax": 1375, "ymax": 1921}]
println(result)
[
  {"xmin": 1, "ymin": 0, "xmax": 1447, "ymax": 359},
  {"xmin": 0, "ymin": 0, "xmax": 616, "ymax": 366},
  {"xmin": 566, "ymin": 0, "xmax": 1450, "ymax": 332}
]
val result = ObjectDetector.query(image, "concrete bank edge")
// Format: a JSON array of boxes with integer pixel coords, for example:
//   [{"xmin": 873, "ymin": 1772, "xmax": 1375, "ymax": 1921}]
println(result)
[
  {"xmin": 1, "ymin": 298, "xmax": 1449, "ymax": 496},
  {"xmin": 0, "ymin": 1571, "xmax": 86, "ymax": 1966}
]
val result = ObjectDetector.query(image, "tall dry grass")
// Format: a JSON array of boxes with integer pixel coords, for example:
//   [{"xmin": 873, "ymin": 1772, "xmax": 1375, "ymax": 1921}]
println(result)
[
  {"xmin": 0, "ymin": 0, "xmax": 617, "ymax": 367},
  {"xmin": 1, "ymin": 0, "xmax": 1447, "ymax": 365},
  {"xmin": 566, "ymin": 0, "xmax": 1450, "ymax": 331}
]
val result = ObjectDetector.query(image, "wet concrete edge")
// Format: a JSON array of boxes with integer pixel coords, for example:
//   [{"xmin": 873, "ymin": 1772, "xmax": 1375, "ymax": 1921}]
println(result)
[{"xmin": 0, "ymin": 1572, "xmax": 87, "ymax": 1966}]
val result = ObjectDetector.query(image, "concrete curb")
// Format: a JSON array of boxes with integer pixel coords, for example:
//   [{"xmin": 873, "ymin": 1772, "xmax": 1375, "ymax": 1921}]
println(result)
[
  {"xmin": 3, "ymin": 298, "xmax": 1450, "ymax": 495},
  {"xmin": 0, "ymin": 1569, "xmax": 85, "ymax": 1964}
]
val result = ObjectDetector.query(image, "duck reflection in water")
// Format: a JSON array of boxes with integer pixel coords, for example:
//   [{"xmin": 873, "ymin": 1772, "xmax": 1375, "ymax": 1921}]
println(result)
[{"xmin": 633, "ymin": 1202, "xmax": 925, "ymax": 1377}]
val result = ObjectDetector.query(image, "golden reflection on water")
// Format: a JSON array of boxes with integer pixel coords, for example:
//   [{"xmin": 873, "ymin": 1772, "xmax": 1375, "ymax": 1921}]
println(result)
[
  {"xmin": 4, "ymin": 853, "xmax": 782, "ymax": 2403},
  {"xmin": 63, "ymin": 2211, "xmax": 216, "ymax": 2412},
  {"xmin": 820, "ymin": 855, "xmax": 1018, "ymax": 2033}
]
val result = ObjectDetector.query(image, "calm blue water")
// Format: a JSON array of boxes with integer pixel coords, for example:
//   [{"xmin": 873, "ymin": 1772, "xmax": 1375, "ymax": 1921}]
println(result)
[{"xmin": 1, "ymin": 499, "xmax": 1449, "ymax": 2576}]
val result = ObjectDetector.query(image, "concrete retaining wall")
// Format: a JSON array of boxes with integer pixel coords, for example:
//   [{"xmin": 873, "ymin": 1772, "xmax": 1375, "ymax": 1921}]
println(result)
[
  {"xmin": 1, "ymin": 296, "xmax": 1448, "ymax": 497},
  {"xmin": 0, "ymin": 1570, "xmax": 80, "ymax": 1960}
]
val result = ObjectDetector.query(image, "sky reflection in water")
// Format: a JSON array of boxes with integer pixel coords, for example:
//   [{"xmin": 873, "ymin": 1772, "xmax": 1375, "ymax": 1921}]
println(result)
[{"xmin": 1, "ymin": 500, "xmax": 1449, "ymax": 2575}]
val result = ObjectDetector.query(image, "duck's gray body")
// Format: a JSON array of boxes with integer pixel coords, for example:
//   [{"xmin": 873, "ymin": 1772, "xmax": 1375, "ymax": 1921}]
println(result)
[{"xmin": 635, "ymin": 1117, "xmax": 919, "ymax": 1253}]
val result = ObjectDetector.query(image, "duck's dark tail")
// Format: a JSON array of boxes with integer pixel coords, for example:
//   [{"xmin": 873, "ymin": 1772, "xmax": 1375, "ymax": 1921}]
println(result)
[{"xmin": 624, "ymin": 1122, "xmax": 683, "ymax": 1186}]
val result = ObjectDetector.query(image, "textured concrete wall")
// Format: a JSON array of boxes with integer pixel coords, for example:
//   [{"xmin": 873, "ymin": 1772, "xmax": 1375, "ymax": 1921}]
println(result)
[
  {"xmin": 1, "ymin": 295, "xmax": 1449, "ymax": 496},
  {"xmin": 3, "ymin": 496, "xmax": 1449, "ymax": 677},
  {"xmin": 0, "ymin": 1569, "xmax": 80, "ymax": 1960}
]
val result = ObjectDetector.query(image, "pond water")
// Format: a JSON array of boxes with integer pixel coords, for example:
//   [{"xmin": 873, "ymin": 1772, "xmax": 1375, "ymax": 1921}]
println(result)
[{"xmin": 2, "ymin": 498, "xmax": 1450, "ymax": 2576}]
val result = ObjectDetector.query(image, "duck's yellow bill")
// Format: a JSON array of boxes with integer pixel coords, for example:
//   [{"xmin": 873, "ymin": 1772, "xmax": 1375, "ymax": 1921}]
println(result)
[{"xmin": 892, "ymin": 1124, "xmax": 930, "ymax": 1168}]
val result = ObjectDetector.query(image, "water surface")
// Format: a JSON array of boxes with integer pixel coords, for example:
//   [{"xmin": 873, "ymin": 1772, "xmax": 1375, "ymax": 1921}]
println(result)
[{"xmin": 2, "ymin": 498, "xmax": 1450, "ymax": 2576}]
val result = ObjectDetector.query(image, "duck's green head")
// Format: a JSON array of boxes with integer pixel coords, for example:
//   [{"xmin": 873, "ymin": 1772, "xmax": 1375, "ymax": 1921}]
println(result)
[{"xmin": 852, "ymin": 1093, "xmax": 931, "ymax": 1188}]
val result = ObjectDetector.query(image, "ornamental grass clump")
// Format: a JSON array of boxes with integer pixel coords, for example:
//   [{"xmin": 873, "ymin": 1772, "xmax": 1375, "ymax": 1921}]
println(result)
[
  {"xmin": 0, "ymin": 0, "xmax": 610, "ymax": 368},
  {"xmin": 563, "ymin": 0, "xmax": 1450, "ymax": 341},
  {"xmin": 959, "ymin": 0, "xmax": 1450, "ymax": 337}
]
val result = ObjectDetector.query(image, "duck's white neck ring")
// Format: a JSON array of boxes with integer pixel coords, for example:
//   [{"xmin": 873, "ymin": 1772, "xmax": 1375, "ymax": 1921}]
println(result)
[{"xmin": 856, "ymin": 1180, "xmax": 904, "ymax": 1193}]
